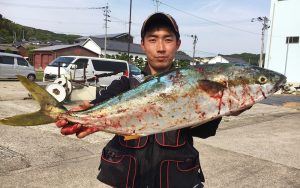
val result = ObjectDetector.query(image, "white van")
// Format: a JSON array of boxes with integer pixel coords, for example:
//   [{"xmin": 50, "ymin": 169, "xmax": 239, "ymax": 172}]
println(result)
[
  {"xmin": 0, "ymin": 52, "xmax": 36, "ymax": 81},
  {"xmin": 43, "ymin": 56, "xmax": 129, "ymax": 87}
]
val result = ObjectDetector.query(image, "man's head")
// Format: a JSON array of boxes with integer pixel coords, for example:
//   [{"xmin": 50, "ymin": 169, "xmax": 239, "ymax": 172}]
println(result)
[{"xmin": 140, "ymin": 12, "xmax": 181, "ymax": 75}]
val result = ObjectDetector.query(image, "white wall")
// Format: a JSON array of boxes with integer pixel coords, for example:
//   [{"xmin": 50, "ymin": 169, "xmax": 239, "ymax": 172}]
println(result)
[
  {"xmin": 82, "ymin": 40, "xmax": 101, "ymax": 57},
  {"xmin": 208, "ymin": 56, "xmax": 229, "ymax": 64},
  {"xmin": 265, "ymin": 0, "xmax": 300, "ymax": 83}
]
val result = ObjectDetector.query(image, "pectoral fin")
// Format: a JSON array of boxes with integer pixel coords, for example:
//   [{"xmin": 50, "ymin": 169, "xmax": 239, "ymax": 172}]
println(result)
[{"xmin": 123, "ymin": 134, "xmax": 141, "ymax": 141}]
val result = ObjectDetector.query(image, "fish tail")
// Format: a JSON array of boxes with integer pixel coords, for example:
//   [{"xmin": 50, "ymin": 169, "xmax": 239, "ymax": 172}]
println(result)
[{"xmin": 0, "ymin": 75, "xmax": 67, "ymax": 126}]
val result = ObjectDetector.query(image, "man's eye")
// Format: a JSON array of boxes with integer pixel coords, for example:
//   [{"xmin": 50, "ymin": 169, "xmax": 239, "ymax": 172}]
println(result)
[
  {"xmin": 165, "ymin": 38, "xmax": 174, "ymax": 42},
  {"xmin": 148, "ymin": 38, "xmax": 156, "ymax": 42}
]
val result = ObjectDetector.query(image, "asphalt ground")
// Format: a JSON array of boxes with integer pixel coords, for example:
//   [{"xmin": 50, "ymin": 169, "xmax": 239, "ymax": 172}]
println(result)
[{"xmin": 0, "ymin": 81, "xmax": 299, "ymax": 188}]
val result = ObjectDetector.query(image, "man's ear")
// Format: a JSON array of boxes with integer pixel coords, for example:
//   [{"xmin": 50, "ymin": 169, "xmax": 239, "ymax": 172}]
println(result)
[
  {"xmin": 140, "ymin": 39, "xmax": 145, "ymax": 51},
  {"xmin": 176, "ymin": 39, "xmax": 181, "ymax": 50}
]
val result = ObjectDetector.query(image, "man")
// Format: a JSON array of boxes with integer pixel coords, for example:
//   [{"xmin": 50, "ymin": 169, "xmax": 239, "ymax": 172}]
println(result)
[{"xmin": 57, "ymin": 12, "xmax": 221, "ymax": 187}]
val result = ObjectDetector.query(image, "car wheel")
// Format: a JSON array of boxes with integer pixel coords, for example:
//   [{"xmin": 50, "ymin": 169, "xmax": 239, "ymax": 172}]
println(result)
[{"xmin": 27, "ymin": 74, "xmax": 36, "ymax": 81}]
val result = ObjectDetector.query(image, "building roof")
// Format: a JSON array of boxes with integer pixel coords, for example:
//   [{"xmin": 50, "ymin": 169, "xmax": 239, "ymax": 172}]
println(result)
[
  {"xmin": 32, "ymin": 43, "xmax": 83, "ymax": 51},
  {"xmin": 77, "ymin": 33, "xmax": 131, "ymax": 41},
  {"xmin": 0, "ymin": 44, "xmax": 18, "ymax": 53},
  {"xmin": 175, "ymin": 51, "xmax": 193, "ymax": 61},
  {"xmin": 222, "ymin": 56, "xmax": 247, "ymax": 64},
  {"xmin": 89, "ymin": 37, "xmax": 145, "ymax": 55}
]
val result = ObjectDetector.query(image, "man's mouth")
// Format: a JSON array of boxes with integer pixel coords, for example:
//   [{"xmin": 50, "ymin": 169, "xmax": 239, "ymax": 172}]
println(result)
[{"xmin": 156, "ymin": 56, "xmax": 167, "ymax": 61}]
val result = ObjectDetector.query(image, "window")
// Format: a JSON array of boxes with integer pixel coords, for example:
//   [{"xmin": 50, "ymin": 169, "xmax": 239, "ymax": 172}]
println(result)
[
  {"xmin": 286, "ymin": 36, "xmax": 299, "ymax": 44},
  {"xmin": 17, "ymin": 58, "xmax": 29, "ymax": 66},
  {"xmin": 92, "ymin": 60, "xmax": 127, "ymax": 73},
  {"xmin": 0, "ymin": 56, "xmax": 14, "ymax": 65},
  {"xmin": 48, "ymin": 57, "xmax": 75, "ymax": 67},
  {"xmin": 129, "ymin": 64, "xmax": 141, "ymax": 75},
  {"xmin": 73, "ymin": 58, "xmax": 88, "ymax": 69}
]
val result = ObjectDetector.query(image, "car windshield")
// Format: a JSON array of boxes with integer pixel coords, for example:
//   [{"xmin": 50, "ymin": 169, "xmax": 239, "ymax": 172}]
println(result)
[
  {"xmin": 48, "ymin": 57, "xmax": 75, "ymax": 67},
  {"xmin": 129, "ymin": 64, "xmax": 141, "ymax": 75}
]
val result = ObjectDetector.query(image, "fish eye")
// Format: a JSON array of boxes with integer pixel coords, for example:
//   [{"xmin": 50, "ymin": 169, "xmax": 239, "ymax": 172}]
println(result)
[{"xmin": 258, "ymin": 76, "xmax": 268, "ymax": 84}]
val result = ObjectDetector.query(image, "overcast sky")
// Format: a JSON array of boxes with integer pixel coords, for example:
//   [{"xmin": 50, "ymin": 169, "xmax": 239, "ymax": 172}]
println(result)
[{"xmin": 0, "ymin": 0, "xmax": 271, "ymax": 57}]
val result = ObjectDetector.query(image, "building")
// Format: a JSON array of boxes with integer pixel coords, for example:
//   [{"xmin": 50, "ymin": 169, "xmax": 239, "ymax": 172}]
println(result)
[
  {"xmin": 32, "ymin": 43, "xmax": 98, "ymax": 69},
  {"xmin": 207, "ymin": 55, "xmax": 247, "ymax": 64},
  {"xmin": 265, "ymin": 0, "xmax": 300, "ymax": 84},
  {"xmin": 75, "ymin": 33, "xmax": 133, "ymax": 43},
  {"xmin": 0, "ymin": 44, "xmax": 19, "ymax": 54},
  {"xmin": 82, "ymin": 37, "xmax": 146, "ymax": 59}
]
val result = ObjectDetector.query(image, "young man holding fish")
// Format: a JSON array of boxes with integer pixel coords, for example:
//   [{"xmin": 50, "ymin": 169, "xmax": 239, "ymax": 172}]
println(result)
[{"xmin": 57, "ymin": 12, "xmax": 222, "ymax": 188}]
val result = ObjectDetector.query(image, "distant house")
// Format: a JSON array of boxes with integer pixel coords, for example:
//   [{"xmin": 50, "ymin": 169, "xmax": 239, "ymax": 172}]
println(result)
[
  {"xmin": 265, "ymin": 0, "xmax": 300, "ymax": 83},
  {"xmin": 0, "ymin": 44, "xmax": 18, "ymax": 54},
  {"xmin": 76, "ymin": 33, "xmax": 133, "ymax": 44},
  {"xmin": 32, "ymin": 43, "xmax": 98, "ymax": 69},
  {"xmin": 14, "ymin": 44, "xmax": 28, "ymax": 58},
  {"xmin": 207, "ymin": 55, "xmax": 247, "ymax": 64}
]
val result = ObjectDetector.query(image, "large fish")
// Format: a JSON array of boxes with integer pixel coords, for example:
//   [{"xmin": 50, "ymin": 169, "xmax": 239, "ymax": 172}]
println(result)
[{"xmin": 0, "ymin": 63, "xmax": 286, "ymax": 138}]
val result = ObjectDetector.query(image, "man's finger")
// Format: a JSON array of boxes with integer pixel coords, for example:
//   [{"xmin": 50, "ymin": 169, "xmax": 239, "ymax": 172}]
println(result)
[
  {"xmin": 70, "ymin": 101, "xmax": 93, "ymax": 112},
  {"xmin": 61, "ymin": 124, "xmax": 82, "ymax": 135},
  {"xmin": 56, "ymin": 119, "xmax": 69, "ymax": 128},
  {"xmin": 76, "ymin": 127, "xmax": 99, "ymax": 138}
]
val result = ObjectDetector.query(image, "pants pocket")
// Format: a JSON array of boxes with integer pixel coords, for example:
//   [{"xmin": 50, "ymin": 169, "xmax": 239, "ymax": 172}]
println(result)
[
  {"xmin": 160, "ymin": 159, "xmax": 202, "ymax": 188},
  {"xmin": 97, "ymin": 148, "xmax": 136, "ymax": 188}
]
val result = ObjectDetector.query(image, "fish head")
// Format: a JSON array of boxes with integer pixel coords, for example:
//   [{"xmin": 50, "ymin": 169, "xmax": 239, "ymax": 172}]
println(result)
[
  {"xmin": 195, "ymin": 63, "xmax": 286, "ymax": 96},
  {"xmin": 226, "ymin": 63, "xmax": 286, "ymax": 95}
]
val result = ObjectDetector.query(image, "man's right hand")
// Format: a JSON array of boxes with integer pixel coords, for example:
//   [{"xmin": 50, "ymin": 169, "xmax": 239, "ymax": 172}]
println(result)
[{"xmin": 56, "ymin": 101, "xmax": 99, "ymax": 138}]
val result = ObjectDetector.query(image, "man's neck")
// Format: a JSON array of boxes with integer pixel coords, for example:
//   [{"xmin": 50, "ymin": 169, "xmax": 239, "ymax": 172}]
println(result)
[{"xmin": 148, "ymin": 64, "xmax": 173, "ymax": 75}]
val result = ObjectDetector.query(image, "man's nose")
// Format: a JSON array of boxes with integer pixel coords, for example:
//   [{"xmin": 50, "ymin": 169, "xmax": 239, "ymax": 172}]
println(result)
[{"xmin": 157, "ymin": 40, "xmax": 166, "ymax": 52}]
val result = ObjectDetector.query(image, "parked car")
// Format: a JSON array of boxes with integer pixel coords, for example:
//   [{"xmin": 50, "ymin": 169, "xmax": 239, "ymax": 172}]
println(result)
[
  {"xmin": 0, "ymin": 52, "xmax": 36, "ymax": 81},
  {"xmin": 129, "ymin": 63, "xmax": 144, "ymax": 81},
  {"xmin": 43, "ymin": 56, "xmax": 130, "ymax": 87}
]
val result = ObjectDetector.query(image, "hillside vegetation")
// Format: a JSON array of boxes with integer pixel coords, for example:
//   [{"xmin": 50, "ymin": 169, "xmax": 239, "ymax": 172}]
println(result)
[
  {"xmin": 226, "ymin": 53, "xmax": 261, "ymax": 66},
  {"xmin": 0, "ymin": 15, "xmax": 80, "ymax": 44}
]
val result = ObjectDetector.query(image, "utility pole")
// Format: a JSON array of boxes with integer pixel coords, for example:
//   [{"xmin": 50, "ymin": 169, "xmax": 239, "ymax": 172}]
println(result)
[
  {"xmin": 89, "ymin": 5, "xmax": 110, "ymax": 57},
  {"xmin": 191, "ymin": 34, "xmax": 198, "ymax": 63},
  {"xmin": 102, "ymin": 3, "xmax": 111, "ymax": 58},
  {"xmin": 22, "ymin": 29, "xmax": 25, "ymax": 42},
  {"xmin": 251, "ymin": 16, "xmax": 270, "ymax": 67},
  {"xmin": 153, "ymin": 0, "xmax": 160, "ymax": 12},
  {"xmin": 127, "ymin": 0, "xmax": 132, "ymax": 63},
  {"xmin": 12, "ymin": 31, "xmax": 16, "ymax": 43}
]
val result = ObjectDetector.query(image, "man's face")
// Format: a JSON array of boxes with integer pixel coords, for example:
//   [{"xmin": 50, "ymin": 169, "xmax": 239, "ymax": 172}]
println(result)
[{"xmin": 141, "ymin": 27, "xmax": 181, "ymax": 75}]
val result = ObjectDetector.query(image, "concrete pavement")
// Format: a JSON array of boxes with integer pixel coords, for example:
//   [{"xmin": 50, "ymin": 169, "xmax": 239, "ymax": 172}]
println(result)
[{"xmin": 0, "ymin": 81, "xmax": 299, "ymax": 187}]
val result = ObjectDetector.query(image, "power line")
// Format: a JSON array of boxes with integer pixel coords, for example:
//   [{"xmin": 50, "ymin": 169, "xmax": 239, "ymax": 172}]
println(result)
[
  {"xmin": 0, "ymin": 2, "xmax": 95, "ymax": 10},
  {"xmin": 153, "ymin": 0, "xmax": 161, "ymax": 12},
  {"xmin": 160, "ymin": 1, "xmax": 260, "ymax": 35},
  {"xmin": 5, "ymin": 16, "xmax": 101, "ymax": 26}
]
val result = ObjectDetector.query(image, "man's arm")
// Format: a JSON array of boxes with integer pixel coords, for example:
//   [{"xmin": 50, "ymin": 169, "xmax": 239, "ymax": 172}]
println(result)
[{"xmin": 91, "ymin": 76, "xmax": 130, "ymax": 105}]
